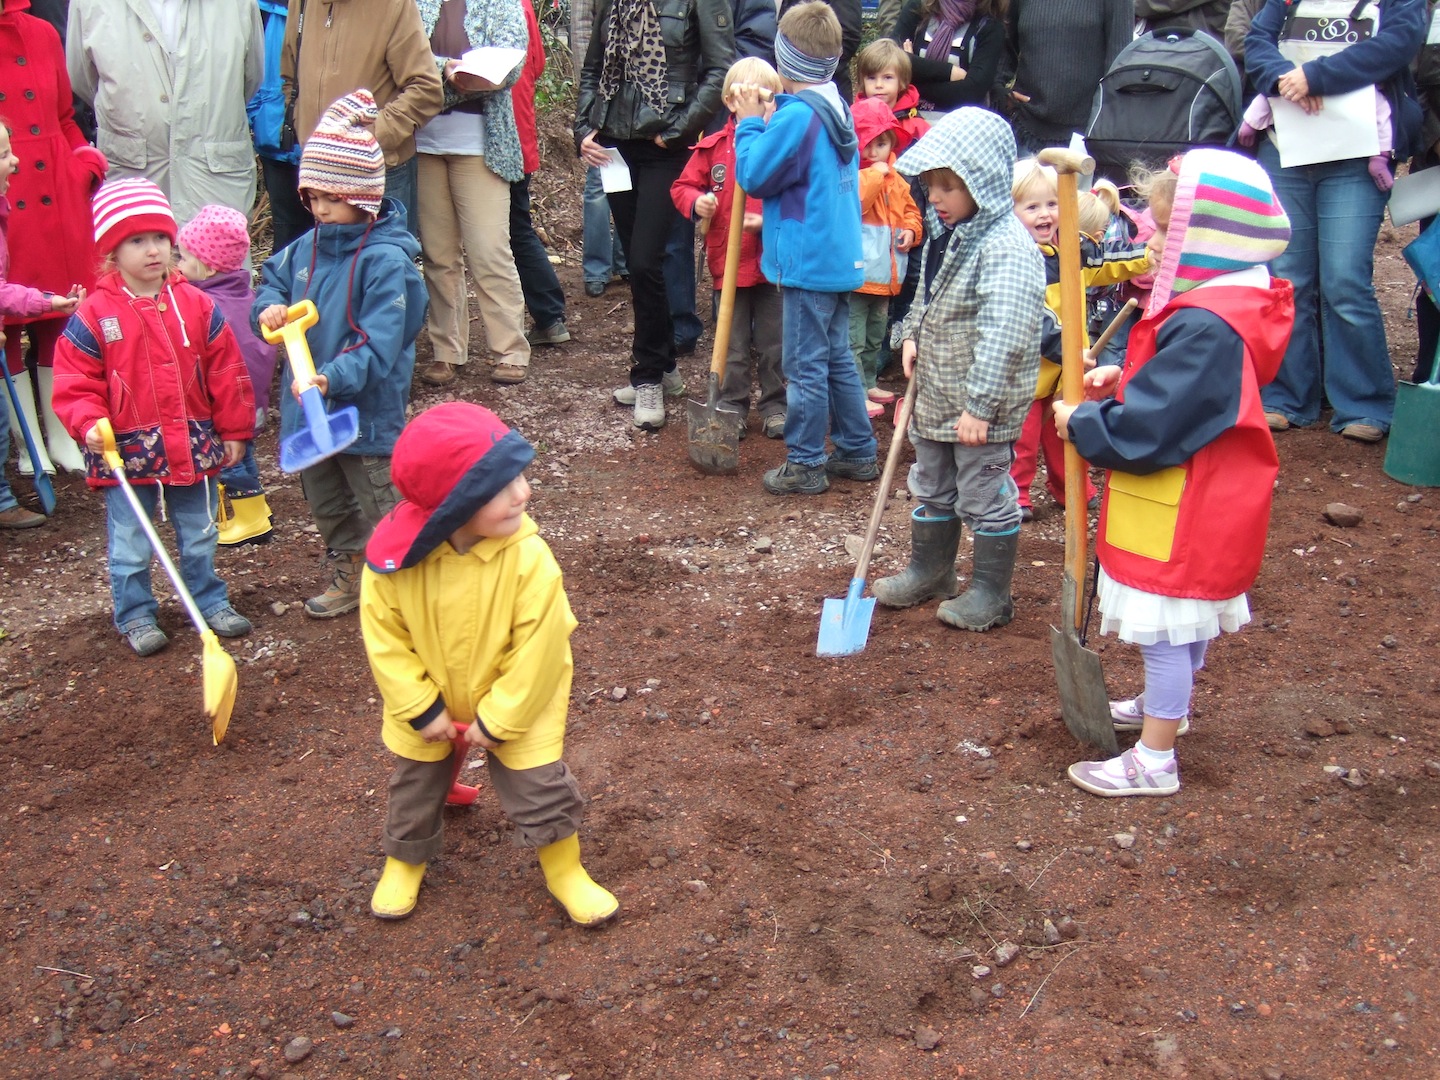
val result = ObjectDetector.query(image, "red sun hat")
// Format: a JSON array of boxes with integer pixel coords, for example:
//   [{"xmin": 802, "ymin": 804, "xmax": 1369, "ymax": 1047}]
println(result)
[
  {"xmin": 366, "ymin": 402, "xmax": 536, "ymax": 573},
  {"xmin": 853, "ymin": 96, "xmax": 909, "ymax": 155}
]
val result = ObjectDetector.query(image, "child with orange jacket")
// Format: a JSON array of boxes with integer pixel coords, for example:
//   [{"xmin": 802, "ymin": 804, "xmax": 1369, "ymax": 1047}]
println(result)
[
  {"xmin": 670, "ymin": 57, "xmax": 787, "ymax": 438},
  {"xmin": 850, "ymin": 96, "xmax": 922, "ymax": 416}
]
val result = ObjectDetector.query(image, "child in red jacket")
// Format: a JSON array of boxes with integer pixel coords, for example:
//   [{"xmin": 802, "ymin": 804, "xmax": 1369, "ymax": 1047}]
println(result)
[
  {"xmin": 670, "ymin": 57, "xmax": 787, "ymax": 439},
  {"xmin": 52, "ymin": 179, "xmax": 256, "ymax": 657}
]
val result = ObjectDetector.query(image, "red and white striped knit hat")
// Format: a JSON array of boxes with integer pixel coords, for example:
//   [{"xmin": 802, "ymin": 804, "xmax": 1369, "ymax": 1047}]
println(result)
[
  {"xmin": 298, "ymin": 89, "xmax": 386, "ymax": 217},
  {"xmin": 91, "ymin": 177, "xmax": 177, "ymax": 257}
]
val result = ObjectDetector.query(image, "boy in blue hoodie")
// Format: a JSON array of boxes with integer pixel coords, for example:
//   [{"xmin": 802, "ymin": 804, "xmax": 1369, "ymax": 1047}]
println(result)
[
  {"xmin": 255, "ymin": 90, "xmax": 428, "ymax": 618},
  {"xmin": 733, "ymin": 1, "xmax": 878, "ymax": 496}
]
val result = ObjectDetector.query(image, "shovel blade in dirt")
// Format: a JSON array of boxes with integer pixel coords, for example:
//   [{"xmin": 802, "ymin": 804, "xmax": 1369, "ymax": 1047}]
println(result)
[
  {"xmin": 1050, "ymin": 575, "xmax": 1117, "ymax": 753},
  {"xmin": 817, "ymin": 577, "xmax": 875, "ymax": 656},
  {"xmin": 687, "ymin": 380, "xmax": 742, "ymax": 475},
  {"xmin": 201, "ymin": 630, "xmax": 239, "ymax": 745}
]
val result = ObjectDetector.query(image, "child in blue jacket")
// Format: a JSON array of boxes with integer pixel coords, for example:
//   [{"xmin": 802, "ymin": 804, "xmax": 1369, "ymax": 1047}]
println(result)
[
  {"xmin": 733, "ymin": 0, "xmax": 878, "ymax": 496},
  {"xmin": 254, "ymin": 90, "xmax": 428, "ymax": 619}
]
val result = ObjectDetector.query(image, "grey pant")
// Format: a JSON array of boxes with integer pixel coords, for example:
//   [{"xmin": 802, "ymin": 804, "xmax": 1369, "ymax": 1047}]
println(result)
[
  {"xmin": 908, "ymin": 435, "xmax": 1021, "ymax": 533},
  {"xmin": 384, "ymin": 753, "xmax": 585, "ymax": 864},
  {"xmin": 299, "ymin": 453, "xmax": 397, "ymax": 555},
  {"xmin": 718, "ymin": 284, "xmax": 786, "ymax": 420}
]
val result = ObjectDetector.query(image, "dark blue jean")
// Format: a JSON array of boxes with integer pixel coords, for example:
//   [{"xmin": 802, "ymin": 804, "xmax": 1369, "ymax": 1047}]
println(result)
[
  {"xmin": 582, "ymin": 166, "xmax": 626, "ymax": 285},
  {"xmin": 385, "ymin": 157, "xmax": 421, "ymax": 239},
  {"xmin": 780, "ymin": 287, "xmax": 877, "ymax": 467},
  {"xmin": 510, "ymin": 175, "xmax": 567, "ymax": 330},
  {"xmin": 666, "ymin": 214, "xmax": 703, "ymax": 350},
  {"xmin": 220, "ymin": 443, "xmax": 263, "ymax": 499}
]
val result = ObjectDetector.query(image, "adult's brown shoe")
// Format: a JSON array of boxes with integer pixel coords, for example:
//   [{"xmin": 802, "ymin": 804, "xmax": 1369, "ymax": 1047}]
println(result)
[
  {"xmin": 419, "ymin": 361, "xmax": 456, "ymax": 387},
  {"xmin": 0, "ymin": 505, "xmax": 45, "ymax": 529},
  {"xmin": 489, "ymin": 363, "xmax": 527, "ymax": 385}
]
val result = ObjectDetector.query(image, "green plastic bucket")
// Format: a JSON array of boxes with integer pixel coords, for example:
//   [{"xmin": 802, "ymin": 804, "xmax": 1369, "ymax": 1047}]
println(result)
[{"xmin": 1383, "ymin": 350, "xmax": 1440, "ymax": 487}]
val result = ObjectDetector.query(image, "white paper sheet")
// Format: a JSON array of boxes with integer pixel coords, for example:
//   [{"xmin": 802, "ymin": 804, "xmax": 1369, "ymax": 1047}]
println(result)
[
  {"xmin": 1270, "ymin": 89, "xmax": 1380, "ymax": 169},
  {"xmin": 599, "ymin": 147, "xmax": 632, "ymax": 193},
  {"xmin": 451, "ymin": 46, "xmax": 525, "ymax": 85},
  {"xmin": 1390, "ymin": 167, "xmax": 1440, "ymax": 226}
]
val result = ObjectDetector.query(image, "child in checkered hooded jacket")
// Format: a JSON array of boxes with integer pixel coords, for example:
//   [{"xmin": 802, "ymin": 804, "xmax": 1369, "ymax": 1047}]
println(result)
[{"xmin": 870, "ymin": 107, "xmax": 1044, "ymax": 633}]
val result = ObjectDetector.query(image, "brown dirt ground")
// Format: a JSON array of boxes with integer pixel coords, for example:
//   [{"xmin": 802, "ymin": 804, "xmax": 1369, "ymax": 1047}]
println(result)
[{"xmin": 2, "ymin": 121, "xmax": 1440, "ymax": 1077}]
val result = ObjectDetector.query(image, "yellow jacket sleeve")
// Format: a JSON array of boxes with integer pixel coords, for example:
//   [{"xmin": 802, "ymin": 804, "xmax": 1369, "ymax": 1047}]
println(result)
[
  {"xmin": 476, "ymin": 562, "xmax": 577, "ymax": 745},
  {"xmin": 360, "ymin": 568, "xmax": 448, "ymax": 761}
]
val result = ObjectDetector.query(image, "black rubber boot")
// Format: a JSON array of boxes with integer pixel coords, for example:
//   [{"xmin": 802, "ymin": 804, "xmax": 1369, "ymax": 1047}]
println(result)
[
  {"xmin": 937, "ymin": 528, "xmax": 1018, "ymax": 631},
  {"xmin": 872, "ymin": 509, "xmax": 961, "ymax": 609}
]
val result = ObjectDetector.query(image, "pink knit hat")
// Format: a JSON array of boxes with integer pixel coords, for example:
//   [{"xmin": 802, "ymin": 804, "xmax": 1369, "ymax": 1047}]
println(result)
[
  {"xmin": 178, "ymin": 205, "xmax": 251, "ymax": 273},
  {"xmin": 92, "ymin": 178, "xmax": 176, "ymax": 257}
]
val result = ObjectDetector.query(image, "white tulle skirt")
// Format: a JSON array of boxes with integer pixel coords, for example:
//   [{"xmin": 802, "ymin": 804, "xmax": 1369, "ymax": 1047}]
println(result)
[{"xmin": 1097, "ymin": 569, "xmax": 1251, "ymax": 646}]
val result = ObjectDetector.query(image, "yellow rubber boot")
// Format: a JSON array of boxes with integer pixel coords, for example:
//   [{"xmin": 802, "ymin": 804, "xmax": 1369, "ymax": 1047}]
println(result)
[
  {"xmin": 371, "ymin": 857, "xmax": 426, "ymax": 920},
  {"xmin": 537, "ymin": 834, "xmax": 618, "ymax": 927},
  {"xmin": 217, "ymin": 488, "xmax": 274, "ymax": 546}
]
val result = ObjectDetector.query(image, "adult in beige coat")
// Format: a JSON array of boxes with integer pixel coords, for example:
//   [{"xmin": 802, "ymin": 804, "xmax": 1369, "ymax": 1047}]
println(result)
[
  {"xmin": 66, "ymin": 0, "xmax": 263, "ymax": 226},
  {"xmin": 282, "ymin": 0, "xmax": 443, "ymax": 236}
]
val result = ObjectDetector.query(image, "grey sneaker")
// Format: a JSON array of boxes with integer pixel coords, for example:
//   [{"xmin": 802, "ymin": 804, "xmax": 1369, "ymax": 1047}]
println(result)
[
  {"xmin": 632, "ymin": 382, "xmax": 666, "ymax": 431},
  {"xmin": 825, "ymin": 455, "xmax": 880, "ymax": 481},
  {"xmin": 763, "ymin": 461, "xmax": 829, "ymax": 496},
  {"xmin": 125, "ymin": 624, "xmax": 169, "ymax": 657},
  {"xmin": 206, "ymin": 605, "xmax": 253, "ymax": 638},
  {"xmin": 762, "ymin": 413, "xmax": 786, "ymax": 440},
  {"xmin": 613, "ymin": 367, "xmax": 685, "ymax": 405},
  {"xmin": 526, "ymin": 320, "xmax": 571, "ymax": 346}
]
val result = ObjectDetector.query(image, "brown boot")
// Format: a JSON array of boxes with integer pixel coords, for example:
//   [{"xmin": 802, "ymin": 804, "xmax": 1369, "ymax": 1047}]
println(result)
[
  {"xmin": 304, "ymin": 551, "xmax": 364, "ymax": 618},
  {"xmin": 0, "ymin": 505, "xmax": 46, "ymax": 529},
  {"xmin": 419, "ymin": 361, "xmax": 456, "ymax": 387}
]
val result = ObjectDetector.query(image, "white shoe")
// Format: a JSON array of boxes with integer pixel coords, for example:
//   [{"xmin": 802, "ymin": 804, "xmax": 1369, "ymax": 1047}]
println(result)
[
  {"xmin": 1110, "ymin": 697, "xmax": 1190, "ymax": 737},
  {"xmin": 613, "ymin": 367, "xmax": 685, "ymax": 406},
  {"xmin": 38, "ymin": 367, "xmax": 86, "ymax": 473},
  {"xmin": 6, "ymin": 369, "xmax": 54, "ymax": 476},
  {"xmin": 631, "ymin": 382, "xmax": 666, "ymax": 431}
]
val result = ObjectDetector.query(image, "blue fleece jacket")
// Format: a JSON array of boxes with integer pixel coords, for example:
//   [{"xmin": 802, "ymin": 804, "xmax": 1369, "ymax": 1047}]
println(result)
[
  {"xmin": 1245, "ymin": 0, "xmax": 1426, "ymax": 157},
  {"xmin": 733, "ymin": 86, "xmax": 864, "ymax": 292},
  {"xmin": 252, "ymin": 199, "xmax": 427, "ymax": 456}
]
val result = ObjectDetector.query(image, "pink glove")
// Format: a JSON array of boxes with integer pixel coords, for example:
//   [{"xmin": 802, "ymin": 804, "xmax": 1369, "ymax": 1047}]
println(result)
[
  {"xmin": 1236, "ymin": 121, "xmax": 1258, "ymax": 149},
  {"xmin": 1368, "ymin": 154, "xmax": 1394, "ymax": 193}
]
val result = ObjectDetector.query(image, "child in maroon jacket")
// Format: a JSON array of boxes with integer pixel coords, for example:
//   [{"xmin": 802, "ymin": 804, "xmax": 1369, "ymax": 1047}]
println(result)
[{"xmin": 669, "ymin": 57, "xmax": 786, "ymax": 439}]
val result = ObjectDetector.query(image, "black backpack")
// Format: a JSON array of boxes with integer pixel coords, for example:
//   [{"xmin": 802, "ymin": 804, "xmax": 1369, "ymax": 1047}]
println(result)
[{"xmin": 1084, "ymin": 28, "xmax": 1243, "ymax": 180}]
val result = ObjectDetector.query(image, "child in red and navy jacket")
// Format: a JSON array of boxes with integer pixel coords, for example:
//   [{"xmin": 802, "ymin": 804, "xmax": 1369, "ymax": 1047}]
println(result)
[
  {"xmin": 52, "ymin": 178, "xmax": 256, "ymax": 657},
  {"xmin": 1054, "ymin": 149, "xmax": 1294, "ymax": 799},
  {"xmin": 671, "ymin": 56, "xmax": 787, "ymax": 439}
]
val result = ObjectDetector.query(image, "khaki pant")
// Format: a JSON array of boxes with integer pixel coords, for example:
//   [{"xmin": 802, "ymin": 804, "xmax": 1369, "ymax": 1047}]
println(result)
[
  {"xmin": 384, "ymin": 752, "xmax": 584, "ymax": 865},
  {"xmin": 299, "ymin": 453, "xmax": 397, "ymax": 555},
  {"xmin": 417, "ymin": 154, "xmax": 531, "ymax": 370}
]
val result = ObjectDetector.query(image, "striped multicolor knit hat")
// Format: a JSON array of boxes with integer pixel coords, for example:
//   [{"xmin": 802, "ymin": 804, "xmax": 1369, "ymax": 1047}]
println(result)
[
  {"xmin": 91, "ymin": 177, "xmax": 176, "ymax": 257},
  {"xmin": 298, "ymin": 90, "xmax": 385, "ymax": 217},
  {"xmin": 1147, "ymin": 148, "xmax": 1290, "ymax": 316}
]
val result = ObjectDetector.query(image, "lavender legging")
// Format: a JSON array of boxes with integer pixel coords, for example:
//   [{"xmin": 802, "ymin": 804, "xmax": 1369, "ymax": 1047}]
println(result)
[{"xmin": 1139, "ymin": 639, "xmax": 1210, "ymax": 720}]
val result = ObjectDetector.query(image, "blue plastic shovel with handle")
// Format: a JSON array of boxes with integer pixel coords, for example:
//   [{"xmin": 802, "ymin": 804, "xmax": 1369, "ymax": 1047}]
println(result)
[
  {"xmin": 1, "ymin": 363, "xmax": 56, "ymax": 515},
  {"xmin": 261, "ymin": 300, "xmax": 359, "ymax": 473}
]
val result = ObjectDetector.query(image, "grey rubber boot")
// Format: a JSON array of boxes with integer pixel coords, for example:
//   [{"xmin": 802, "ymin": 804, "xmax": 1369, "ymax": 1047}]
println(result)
[
  {"xmin": 937, "ymin": 528, "xmax": 1018, "ymax": 631},
  {"xmin": 872, "ymin": 509, "xmax": 962, "ymax": 609}
]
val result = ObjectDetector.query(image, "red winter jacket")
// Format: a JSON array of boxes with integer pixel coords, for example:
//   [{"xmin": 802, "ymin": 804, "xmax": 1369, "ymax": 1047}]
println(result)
[
  {"xmin": 51, "ymin": 271, "xmax": 256, "ymax": 489},
  {"xmin": 890, "ymin": 84, "xmax": 930, "ymax": 150},
  {"xmin": 513, "ymin": 0, "xmax": 544, "ymax": 176},
  {"xmin": 0, "ymin": 0, "xmax": 106, "ymax": 328},
  {"xmin": 670, "ymin": 120, "xmax": 767, "ymax": 288}
]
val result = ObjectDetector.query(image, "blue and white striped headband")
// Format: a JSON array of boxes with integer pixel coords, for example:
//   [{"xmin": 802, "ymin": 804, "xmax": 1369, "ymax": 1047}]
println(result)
[{"xmin": 774, "ymin": 31, "xmax": 839, "ymax": 84}]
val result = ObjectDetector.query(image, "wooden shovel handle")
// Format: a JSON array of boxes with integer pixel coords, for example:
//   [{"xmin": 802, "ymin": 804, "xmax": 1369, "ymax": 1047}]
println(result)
[
  {"xmin": 1037, "ymin": 147, "xmax": 1095, "ymax": 177},
  {"xmin": 1052, "ymin": 165, "xmax": 1090, "ymax": 631},
  {"xmin": 854, "ymin": 376, "xmax": 919, "ymax": 584},
  {"xmin": 708, "ymin": 180, "xmax": 748, "ymax": 384}
]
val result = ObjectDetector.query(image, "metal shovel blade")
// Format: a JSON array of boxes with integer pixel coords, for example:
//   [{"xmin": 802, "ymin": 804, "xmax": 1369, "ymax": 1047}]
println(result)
[
  {"xmin": 1049, "ymin": 574, "xmax": 1117, "ymax": 753},
  {"xmin": 686, "ymin": 376, "xmax": 742, "ymax": 476},
  {"xmin": 201, "ymin": 630, "xmax": 239, "ymax": 745},
  {"xmin": 280, "ymin": 390, "xmax": 360, "ymax": 473},
  {"xmin": 817, "ymin": 578, "xmax": 876, "ymax": 657}
]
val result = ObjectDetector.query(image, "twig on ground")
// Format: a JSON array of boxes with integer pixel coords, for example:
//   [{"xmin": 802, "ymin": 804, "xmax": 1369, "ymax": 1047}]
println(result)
[
  {"xmin": 1019, "ymin": 944, "xmax": 1087, "ymax": 1019},
  {"xmin": 847, "ymin": 826, "xmax": 894, "ymax": 874},
  {"xmin": 605, "ymin": 300, "xmax": 627, "ymax": 316},
  {"xmin": 1026, "ymin": 850, "xmax": 1065, "ymax": 891},
  {"xmin": 961, "ymin": 898, "xmax": 999, "ymax": 949},
  {"xmin": 297, "ymin": 748, "xmax": 314, "ymax": 763},
  {"xmin": 35, "ymin": 965, "xmax": 92, "ymax": 979},
  {"xmin": 514, "ymin": 1004, "xmax": 540, "ymax": 1030}
]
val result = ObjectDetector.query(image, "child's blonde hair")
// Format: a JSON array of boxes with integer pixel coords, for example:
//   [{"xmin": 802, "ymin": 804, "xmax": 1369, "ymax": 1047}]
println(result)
[
  {"xmin": 855, "ymin": 39, "xmax": 911, "ymax": 90},
  {"xmin": 1077, "ymin": 179, "xmax": 1122, "ymax": 238},
  {"xmin": 1011, "ymin": 159, "xmax": 1057, "ymax": 203},
  {"xmin": 1131, "ymin": 163, "xmax": 1179, "ymax": 219},
  {"xmin": 723, "ymin": 56, "xmax": 783, "ymax": 100},
  {"xmin": 777, "ymin": 1, "xmax": 842, "ymax": 60}
]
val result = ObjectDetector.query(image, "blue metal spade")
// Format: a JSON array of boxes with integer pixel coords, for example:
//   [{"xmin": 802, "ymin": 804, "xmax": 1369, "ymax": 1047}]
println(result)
[
  {"xmin": 1, "ymin": 362, "xmax": 56, "ymax": 515},
  {"xmin": 817, "ymin": 376, "xmax": 918, "ymax": 657},
  {"xmin": 261, "ymin": 300, "xmax": 358, "ymax": 473}
]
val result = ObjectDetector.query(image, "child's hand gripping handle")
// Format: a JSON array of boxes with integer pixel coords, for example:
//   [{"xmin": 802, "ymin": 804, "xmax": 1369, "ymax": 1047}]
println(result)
[
  {"xmin": 261, "ymin": 300, "xmax": 334, "ymax": 453},
  {"xmin": 94, "ymin": 416, "xmax": 123, "ymax": 473}
]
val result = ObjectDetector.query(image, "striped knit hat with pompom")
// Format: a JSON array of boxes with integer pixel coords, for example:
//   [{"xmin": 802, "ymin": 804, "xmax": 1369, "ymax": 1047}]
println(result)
[
  {"xmin": 91, "ymin": 177, "xmax": 176, "ymax": 257},
  {"xmin": 298, "ymin": 89, "xmax": 386, "ymax": 217},
  {"xmin": 1148, "ymin": 148, "xmax": 1291, "ymax": 315}
]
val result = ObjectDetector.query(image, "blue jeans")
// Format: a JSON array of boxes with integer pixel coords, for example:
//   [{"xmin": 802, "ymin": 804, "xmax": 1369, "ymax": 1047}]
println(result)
[
  {"xmin": 510, "ymin": 174, "xmax": 567, "ymax": 330},
  {"xmin": 0, "ymin": 382, "xmax": 15, "ymax": 513},
  {"xmin": 104, "ymin": 479, "xmax": 230, "ymax": 632},
  {"xmin": 781, "ymin": 287, "xmax": 877, "ymax": 467},
  {"xmin": 385, "ymin": 157, "xmax": 421, "ymax": 239},
  {"xmin": 582, "ymin": 166, "xmax": 626, "ymax": 285},
  {"xmin": 1257, "ymin": 141, "xmax": 1394, "ymax": 432},
  {"xmin": 666, "ymin": 214, "xmax": 703, "ymax": 350},
  {"xmin": 220, "ymin": 443, "xmax": 263, "ymax": 499}
]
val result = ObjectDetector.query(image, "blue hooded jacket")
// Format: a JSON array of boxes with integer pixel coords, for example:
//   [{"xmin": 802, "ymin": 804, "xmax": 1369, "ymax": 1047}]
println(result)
[
  {"xmin": 252, "ymin": 198, "xmax": 427, "ymax": 456},
  {"xmin": 734, "ymin": 86, "xmax": 864, "ymax": 292},
  {"xmin": 248, "ymin": 0, "xmax": 300, "ymax": 164}
]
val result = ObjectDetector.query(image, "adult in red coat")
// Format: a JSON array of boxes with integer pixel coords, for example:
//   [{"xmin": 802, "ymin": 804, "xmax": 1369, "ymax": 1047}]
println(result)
[{"xmin": 0, "ymin": 0, "xmax": 105, "ymax": 475}]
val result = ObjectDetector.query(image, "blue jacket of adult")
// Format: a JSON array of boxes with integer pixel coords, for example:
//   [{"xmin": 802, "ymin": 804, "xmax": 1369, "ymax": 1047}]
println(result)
[
  {"xmin": 248, "ymin": 0, "xmax": 299, "ymax": 164},
  {"xmin": 734, "ymin": 88, "xmax": 863, "ymax": 292},
  {"xmin": 252, "ymin": 198, "xmax": 427, "ymax": 456},
  {"xmin": 1245, "ymin": 0, "xmax": 1427, "ymax": 158}
]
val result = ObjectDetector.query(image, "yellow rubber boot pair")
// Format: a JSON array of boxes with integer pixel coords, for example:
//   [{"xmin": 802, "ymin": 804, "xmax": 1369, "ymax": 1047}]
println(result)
[
  {"xmin": 537, "ymin": 834, "xmax": 618, "ymax": 927},
  {"xmin": 216, "ymin": 485, "xmax": 274, "ymax": 546},
  {"xmin": 371, "ymin": 856, "xmax": 426, "ymax": 919}
]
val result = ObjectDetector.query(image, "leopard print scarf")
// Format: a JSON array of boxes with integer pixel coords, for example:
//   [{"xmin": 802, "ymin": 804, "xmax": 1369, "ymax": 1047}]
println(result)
[{"xmin": 598, "ymin": 0, "xmax": 669, "ymax": 121}]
